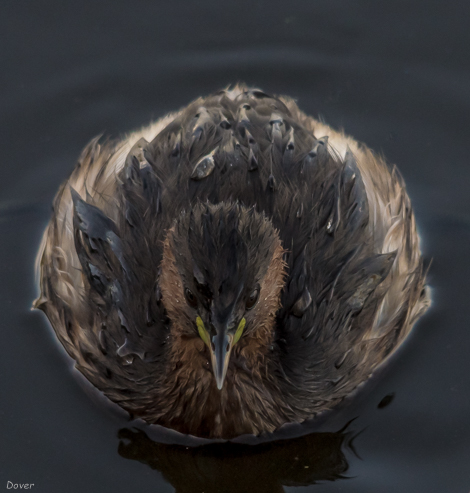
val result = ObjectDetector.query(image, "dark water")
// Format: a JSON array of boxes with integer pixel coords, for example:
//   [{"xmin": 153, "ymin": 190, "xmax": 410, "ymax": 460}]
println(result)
[{"xmin": 2, "ymin": 1, "xmax": 470, "ymax": 492}]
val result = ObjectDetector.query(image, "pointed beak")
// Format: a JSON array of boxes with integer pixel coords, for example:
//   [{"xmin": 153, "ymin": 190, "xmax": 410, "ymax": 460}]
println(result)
[
  {"xmin": 197, "ymin": 315, "xmax": 246, "ymax": 390},
  {"xmin": 210, "ymin": 330, "xmax": 233, "ymax": 390}
]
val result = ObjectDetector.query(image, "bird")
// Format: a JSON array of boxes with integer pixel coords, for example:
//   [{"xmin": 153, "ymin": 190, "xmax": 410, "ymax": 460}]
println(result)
[{"xmin": 34, "ymin": 85, "xmax": 430, "ymax": 439}]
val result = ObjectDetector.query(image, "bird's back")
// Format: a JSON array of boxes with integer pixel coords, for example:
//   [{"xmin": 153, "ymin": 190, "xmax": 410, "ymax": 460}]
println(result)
[{"xmin": 35, "ymin": 86, "xmax": 429, "ymax": 433}]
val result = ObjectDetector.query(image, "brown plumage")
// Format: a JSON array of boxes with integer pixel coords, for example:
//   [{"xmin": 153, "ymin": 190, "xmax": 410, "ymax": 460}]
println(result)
[{"xmin": 34, "ymin": 85, "xmax": 430, "ymax": 438}]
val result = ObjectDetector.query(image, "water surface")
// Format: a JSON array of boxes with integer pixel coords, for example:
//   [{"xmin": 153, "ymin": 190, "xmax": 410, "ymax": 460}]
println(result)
[{"xmin": 1, "ymin": 1, "xmax": 469, "ymax": 491}]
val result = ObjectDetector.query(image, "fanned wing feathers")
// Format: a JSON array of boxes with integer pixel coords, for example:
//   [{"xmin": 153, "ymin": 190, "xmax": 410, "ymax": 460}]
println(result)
[
  {"xmin": 35, "ymin": 85, "xmax": 429, "ymax": 421},
  {"xmin": 36, "ymin": 137, "xmax": 171, "ymax": 409}
]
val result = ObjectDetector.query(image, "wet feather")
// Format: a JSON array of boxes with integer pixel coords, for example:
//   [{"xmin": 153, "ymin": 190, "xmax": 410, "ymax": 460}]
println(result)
[{"xmin": 34, "ymin": 85, "xmax": 430, "ymax": 438}]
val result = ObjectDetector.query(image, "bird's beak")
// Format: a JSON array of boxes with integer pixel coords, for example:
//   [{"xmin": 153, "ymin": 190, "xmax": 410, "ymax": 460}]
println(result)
[
  {"xmin": 210, "ymin": 331, "xmax": 233, "ymax": 390},
  {"xmin": 196, "ymin": 316, "xmax": 246, "ymax": 390}
]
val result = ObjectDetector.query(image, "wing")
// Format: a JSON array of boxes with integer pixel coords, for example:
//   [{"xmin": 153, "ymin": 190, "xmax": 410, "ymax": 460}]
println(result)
[{"xmin": 35, "ymin": 137, "xmax": 171, "ymax": 414}]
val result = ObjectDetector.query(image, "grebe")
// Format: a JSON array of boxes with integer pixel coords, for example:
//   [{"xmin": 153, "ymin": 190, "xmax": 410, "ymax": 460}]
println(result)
[{"xmin": 34, "ymin": 86, "xmax": 429, "ymax": 438}]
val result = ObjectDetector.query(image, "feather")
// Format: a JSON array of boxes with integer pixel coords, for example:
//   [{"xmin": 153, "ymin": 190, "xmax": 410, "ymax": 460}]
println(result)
[{"xmin": 34, "ymin": 85, "xmax": 430, "ymax": 439}]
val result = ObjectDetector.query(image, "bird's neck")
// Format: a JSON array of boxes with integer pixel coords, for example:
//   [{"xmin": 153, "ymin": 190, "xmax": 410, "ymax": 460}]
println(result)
[
  {"xmin": 152, "ymin": 224, "xmax": 290, "ymax": 437},
  {"xmin": 153, "ymin": 330, "xmax": 288, "ymax": 437}
]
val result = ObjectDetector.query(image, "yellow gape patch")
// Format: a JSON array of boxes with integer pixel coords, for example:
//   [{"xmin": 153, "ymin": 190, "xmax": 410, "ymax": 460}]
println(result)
[
  {"xmin": 196, "ymin": 317, "xmax": 246, "ymax": 345},
  {"xmin": 233, "ymin": 318, "xmax": 246, "ymax": 344},
  {"xmin": 196, "ymin": 316, "xmax": 210, "ymax": 346}
]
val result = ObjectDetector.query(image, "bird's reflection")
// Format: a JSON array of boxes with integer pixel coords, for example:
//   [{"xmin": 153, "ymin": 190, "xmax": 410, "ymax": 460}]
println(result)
[{"xmin": 117, "ymin": 422, "xmax": 358, "ymax": 493}]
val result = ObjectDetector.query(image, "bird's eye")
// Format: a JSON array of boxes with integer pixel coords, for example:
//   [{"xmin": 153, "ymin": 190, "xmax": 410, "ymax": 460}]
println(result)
[
  {"xmin": 185, "ymin": 288, "xmax": 198, "ymax": 308},
  {"xmin": 246, "ymin": 289, "xmax": 259, "ymax": 310}
]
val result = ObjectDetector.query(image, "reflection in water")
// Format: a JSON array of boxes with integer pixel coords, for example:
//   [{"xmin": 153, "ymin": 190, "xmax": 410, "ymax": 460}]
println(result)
[{"xmin": 118, "ymin": 423, "xmax": 358, "ymax": 493}]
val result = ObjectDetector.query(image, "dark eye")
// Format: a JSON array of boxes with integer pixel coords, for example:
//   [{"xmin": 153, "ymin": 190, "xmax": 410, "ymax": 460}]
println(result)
[
  {"xmin": 185, "ymin": 288, "xmax": 198, "ymax": 308},
  {"xmin": 246, "ymin": 289, "xmax": 259, "ymax": 310}
]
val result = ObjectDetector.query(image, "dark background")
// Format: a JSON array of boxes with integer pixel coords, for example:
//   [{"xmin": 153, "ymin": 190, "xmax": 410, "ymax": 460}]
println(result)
[{"xmin": 1, "ymin": 1, "xmax": 469, "ymax": 492}]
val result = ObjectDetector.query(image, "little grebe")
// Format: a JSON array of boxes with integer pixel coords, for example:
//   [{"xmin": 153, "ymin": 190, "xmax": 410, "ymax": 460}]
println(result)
[{"xmin": 35, "ymin": 86, "xmax": 430, "ymax": 438}]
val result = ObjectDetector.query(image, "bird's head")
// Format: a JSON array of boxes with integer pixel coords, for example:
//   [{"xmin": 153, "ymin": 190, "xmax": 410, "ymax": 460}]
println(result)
[{"xmin": 159, "ymin": 202, "xmax": 286, "ymax": 389}]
